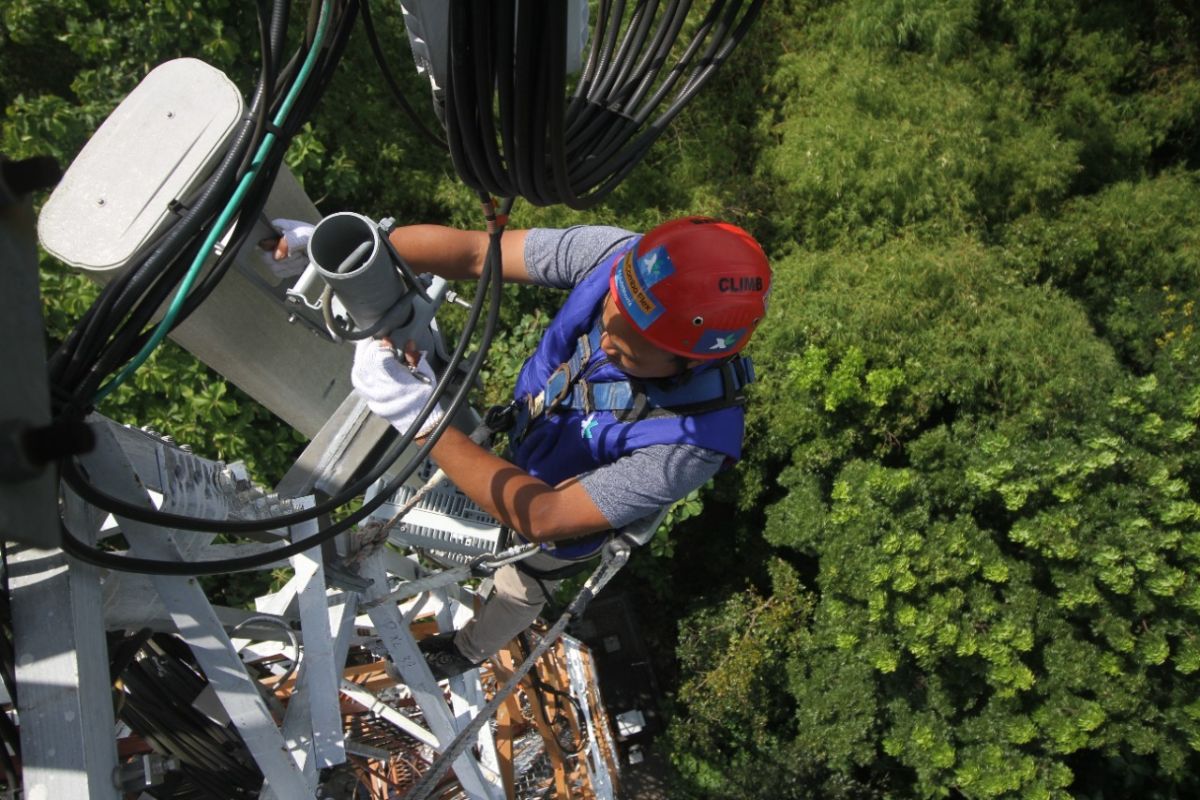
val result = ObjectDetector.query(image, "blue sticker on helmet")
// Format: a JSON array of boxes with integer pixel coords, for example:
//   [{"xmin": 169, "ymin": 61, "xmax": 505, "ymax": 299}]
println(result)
[
  {"xmin": 615, "ymin": 247, "xmax": 674, "ymax": 330},
  {"xmin": 694, "ymin": 328, "xmax": 746, "ymax": 355},
  {"xmin": 636, "ymin": 245, "xmax": 674, "ymax": 288}
]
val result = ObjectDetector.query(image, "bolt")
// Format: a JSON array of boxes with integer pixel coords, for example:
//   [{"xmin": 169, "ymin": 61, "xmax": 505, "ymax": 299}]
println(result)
[{"xmin": 96, "ymin": 198, "xmax": 106, "ymax": 207}]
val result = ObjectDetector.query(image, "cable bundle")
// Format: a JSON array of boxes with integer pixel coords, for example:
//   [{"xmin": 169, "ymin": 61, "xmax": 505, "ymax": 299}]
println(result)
[
  {"xmin": 443, "ymin": 0, "xmax": 763, "ymax": 209},
  {"xmin": 53, "ymin": 1, "xmax": 509, "ymax": 576}
]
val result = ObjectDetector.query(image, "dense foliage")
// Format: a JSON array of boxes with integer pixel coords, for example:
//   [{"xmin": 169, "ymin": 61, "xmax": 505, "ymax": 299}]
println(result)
[
  {"xmin": 4, "ymin": 1, "xmax": 1198, "ymax": 797},
  {"xmin": 663, "ymin": 3, "xmax": 1200, "ymax": 798}
]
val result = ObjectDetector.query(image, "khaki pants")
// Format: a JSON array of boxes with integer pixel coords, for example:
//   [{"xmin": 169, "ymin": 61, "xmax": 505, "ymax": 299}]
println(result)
[{"xmin": 453, "ymin": 550, "xmax": 576, "ymax": 663}]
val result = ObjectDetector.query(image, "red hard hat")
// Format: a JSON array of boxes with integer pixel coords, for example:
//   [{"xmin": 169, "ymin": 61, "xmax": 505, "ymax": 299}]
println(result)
[{"xmin": 609, "ymin": 217, "xmax": 772, "ymax": 360}]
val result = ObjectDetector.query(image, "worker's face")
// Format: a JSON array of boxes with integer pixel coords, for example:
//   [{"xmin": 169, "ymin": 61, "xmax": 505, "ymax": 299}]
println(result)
[{"xmin": 599, "ymin": 293, "xmax": 697, "ymax": 379}]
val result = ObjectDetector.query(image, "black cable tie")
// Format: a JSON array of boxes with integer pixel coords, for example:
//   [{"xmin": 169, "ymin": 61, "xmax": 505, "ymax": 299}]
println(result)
[
  {"xmin": 240, "ymin": 111, "xmax": 289, "ymax": 142},
  {"xmin": 247, "ymin": 116, "xmax": 287, "ymax": 139}
]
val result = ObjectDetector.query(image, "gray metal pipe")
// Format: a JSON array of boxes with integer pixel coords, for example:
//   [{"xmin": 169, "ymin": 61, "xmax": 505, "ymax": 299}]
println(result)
[{"xmin": 309, "ymin": 212, "xmax": 406, "ymax": 332}]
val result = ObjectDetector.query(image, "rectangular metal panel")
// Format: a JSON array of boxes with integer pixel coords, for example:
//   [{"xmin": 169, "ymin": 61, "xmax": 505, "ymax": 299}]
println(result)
[
  {"xmin": 563, "ymin": 636, "xmax": 618, "ymax": 800},
  {"xmin": 0, "ymin": 193, "xmax": 58, "ymax": 546}
]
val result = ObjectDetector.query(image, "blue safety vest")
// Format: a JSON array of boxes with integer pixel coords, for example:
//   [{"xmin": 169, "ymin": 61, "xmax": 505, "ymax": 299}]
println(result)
[{"xmin": 510, "ymin": 242, "xmax": 754, "ymax": 560}]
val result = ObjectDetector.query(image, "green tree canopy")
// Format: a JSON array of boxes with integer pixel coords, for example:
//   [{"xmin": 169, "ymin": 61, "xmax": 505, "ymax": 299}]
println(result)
[{"xmin": 6, "ymin": 1, "xmax": 1200, "ymax": 796}]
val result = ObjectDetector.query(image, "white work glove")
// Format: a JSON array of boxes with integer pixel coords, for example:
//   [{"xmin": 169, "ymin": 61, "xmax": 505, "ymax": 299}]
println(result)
[
  {"xmin": 351, "ymin": 339, "xmax": 445, "ymax": 439},
  {"xmin": 258, "ymin": 218, "xmax": 315, "ymax": 277}
]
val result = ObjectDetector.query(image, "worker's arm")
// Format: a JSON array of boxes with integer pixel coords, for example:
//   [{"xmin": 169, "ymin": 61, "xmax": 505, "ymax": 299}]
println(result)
[
  {"xmin": 419, "ymin": 426, "xmax": 613, "ymax": 543},
  {"xmin": 386, "ymin": 225, "xmax": 535, "ymax": 284},
  {"xmin": 352, "ymin": 338, "xmax": 610, "ymax": 542},
  {"xmin": 265, "ymin": 220, "xmax": 535, "ymax": 285}
]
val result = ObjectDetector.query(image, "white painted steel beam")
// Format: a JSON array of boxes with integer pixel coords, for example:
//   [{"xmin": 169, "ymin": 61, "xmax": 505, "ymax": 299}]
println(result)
[
  {"xmin": 10, "ymin": 489, "xmax": 119, "ymax": 800},
  {"xmin": 288, "ymin": 499, "xmax": 345, "ymax": 770},
  {"xmin": 339, "ymin": 679, "xmax": 439, "ymax": 749},
  {"xmin": 441, "ymin": 596, "xmax": 503, "ymax": 797},
  {"xmin": 359, "ymin": 556, "xmax": 497, "ymax": 800}
]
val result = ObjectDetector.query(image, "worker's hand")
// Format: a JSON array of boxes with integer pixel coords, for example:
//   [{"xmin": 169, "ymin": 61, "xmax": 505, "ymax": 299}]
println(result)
[
  {"xmin": 351, "ymin": 338, "xmax": 445, "ymax": 440},
  {"xmin": 257, "ymin": 218, "xmax": 314, "ymax": 277}
]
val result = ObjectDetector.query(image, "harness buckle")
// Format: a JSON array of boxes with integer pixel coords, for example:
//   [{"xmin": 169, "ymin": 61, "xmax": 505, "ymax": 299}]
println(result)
[
  {"xmin": 544, "ymin": 363, "xmax": 574, "ymax": 409},
  {"xmin": 528, "ymin": 391, "xmax": 545, "ymax": 418}
]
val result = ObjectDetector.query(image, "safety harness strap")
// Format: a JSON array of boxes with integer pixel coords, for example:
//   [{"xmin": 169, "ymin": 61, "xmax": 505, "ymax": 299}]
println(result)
[
  {"xmin": 514, "ymin": 320, "xmax": 755, "ymax": 440},
  {"xmin": 580, "ymin": 356, "xmax": 756, "ymax": 421}
]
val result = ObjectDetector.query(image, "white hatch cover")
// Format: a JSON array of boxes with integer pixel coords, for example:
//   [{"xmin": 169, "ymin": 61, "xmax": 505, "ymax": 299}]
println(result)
[{"xmin": 39, "ymin": 58, "xmax": 244, "ymax": 273}]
